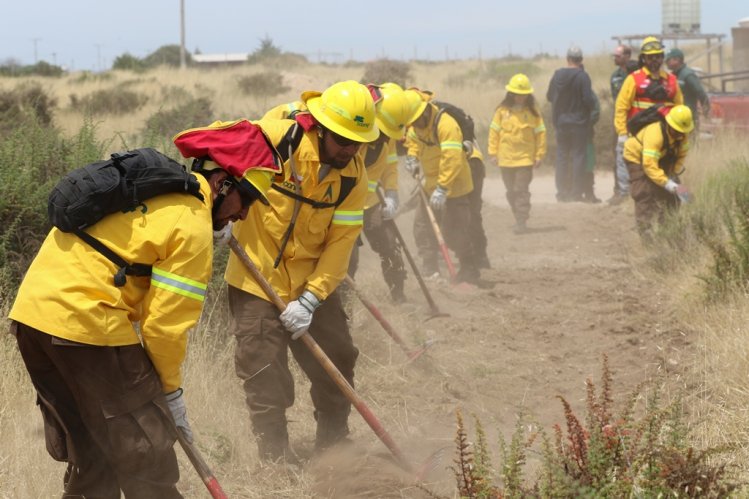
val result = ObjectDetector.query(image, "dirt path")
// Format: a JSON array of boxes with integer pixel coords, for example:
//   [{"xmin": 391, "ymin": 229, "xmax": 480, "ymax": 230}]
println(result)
[{"xmin": 314, "ymin": 169, "xmax": 689, "ymax": 496}]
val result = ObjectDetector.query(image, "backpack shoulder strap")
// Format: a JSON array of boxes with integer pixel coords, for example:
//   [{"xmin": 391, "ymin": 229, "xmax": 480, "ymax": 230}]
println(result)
[
  {"xmin": 275, "ymin": 122, "xmax": 306, "ymax": 163},
  {"xmin": 73, "ymin": 229, "xmax": 152, "ymax": 287}
]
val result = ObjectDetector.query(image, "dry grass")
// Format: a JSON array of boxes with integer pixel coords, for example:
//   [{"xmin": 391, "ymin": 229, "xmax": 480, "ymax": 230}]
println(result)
[{"xmin": 1, "ymin": 50, "xmax": 748, "ymax": 496}]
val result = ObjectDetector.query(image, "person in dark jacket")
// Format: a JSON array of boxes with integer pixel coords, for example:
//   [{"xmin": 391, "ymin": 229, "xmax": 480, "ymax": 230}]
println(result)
[
  {"xmin": 546, "ymin": 46, "xmax": 597, "ymax": 202},
  {"xmin": 666, "ymin": 48, "xmax": 710, "ymax": 131}
]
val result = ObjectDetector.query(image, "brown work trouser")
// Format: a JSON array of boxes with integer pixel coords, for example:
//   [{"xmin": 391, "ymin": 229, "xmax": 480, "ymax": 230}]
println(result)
[
  {"xmin": 229, "ymin": 288, "xmax": 358, "ymax": 441},
  {"xmin": 627, "ymin": 160, "xmax": 679, "ymax": 238},
  {"xmin": 413, "ymin": 193, "xmax": 478, "ymax": 281},
  {"xmin": 468, "ymin": 158, "xmax": 488, "ymax": 259},
  {"xmin": 348, "ymin": 205, "xmax": 406, "ymax": 298},
  {"xmin": 500, "ymin": 165, "xmax": 534, "ymax": 224},
  {"xmin": 12, "ymin": 322, "xmax": 181, "ymax": 499}
]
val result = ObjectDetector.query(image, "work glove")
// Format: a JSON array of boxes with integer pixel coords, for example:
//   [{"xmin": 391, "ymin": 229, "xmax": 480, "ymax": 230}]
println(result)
[
  {"xmin": 280, "ymin": 290, "xmax": 321, "ymax": 339},
  {"xmin": 404, "ymin": 155, "xmax": 421, "ymax": 177},
  {"xmin": 429, "ymin": 185, "xmax": 448, "ymax": 211},
  {"xmin": 165, "ymin": 388, "xmax": 193, "ymax": 444},
  {"xmin": 213, "ymin": 221, "xmax": 233, "ymax": 245},
  {"xmin": 664, "ymin": 179, "xmax": 692, "ymax": 203},
  {"xmin": 381, "ymin": 190, "xmax": 399, "ymax": 219},
  {"xmin": 617, "ymin": 135, "xmax": 628, "ymax": 145}
]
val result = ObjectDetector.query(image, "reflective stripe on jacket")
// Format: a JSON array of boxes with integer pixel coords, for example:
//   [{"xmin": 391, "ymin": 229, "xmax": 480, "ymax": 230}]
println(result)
[
  {"xmin": 488, "ymin": 105, "xmax": 547, "ymax": 167},
  {"xmin": 615, "ymin": 68, "xmax": 683, "ymax": 135},
  {"xmin": 225, "ymin": 117, "xmax": 368, "ymax": 303},
  {"xmin": 405, "ymin": 103, "xmax": 473, "ymax": 197},
  {"xmin": 9, "ymin": 176, "xmax": 214, "ymax": 393},
  {"xmin": 623, "ymin": 121, "xmax": 689, "ymax": 187},
  {"xmin": 358, "ymin": 138, "xmax": 398, "ymax": 209}
]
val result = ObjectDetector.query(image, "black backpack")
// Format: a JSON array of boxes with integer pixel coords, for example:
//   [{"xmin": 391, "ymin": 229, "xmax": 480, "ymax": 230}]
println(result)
[
  {"xmin": 626, "ymin": 104, "xmax": 665, "ymax": 136},
  {"xmin": 432, "ymin": 100, "xmax": 476, "ymax": 143},
  {"xmin": 48, "ymin": 148, "xmax": 204, "ymax": 287}
]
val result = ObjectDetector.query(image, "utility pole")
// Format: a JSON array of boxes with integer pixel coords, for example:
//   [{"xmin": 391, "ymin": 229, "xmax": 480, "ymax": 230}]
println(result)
[
  {"xmin": 31, "ymin": 38, "xmax": 41, "ymax": 63},
  {"xmin": 179, "ymin": 0, "xmax": 186, "ymax": 69}
]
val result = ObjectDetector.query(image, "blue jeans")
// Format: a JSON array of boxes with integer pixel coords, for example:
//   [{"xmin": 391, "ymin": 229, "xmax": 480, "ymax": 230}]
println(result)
[{"xmin": 554, "ymin": 124, "xmax": 590, "ymax": 200}]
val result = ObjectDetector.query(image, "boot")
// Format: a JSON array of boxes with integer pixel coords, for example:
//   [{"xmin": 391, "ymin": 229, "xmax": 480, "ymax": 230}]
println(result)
[
  {"xmin": 253, "ymin": 419, "xmax": 296, "ymax": 463},
  {"xmin": 476, "ymin": 252, "xmax": 491, "ymax": 269},
  {"xmin": 314, "ymin": 410, "xmax": 351, "ymax": 452}
]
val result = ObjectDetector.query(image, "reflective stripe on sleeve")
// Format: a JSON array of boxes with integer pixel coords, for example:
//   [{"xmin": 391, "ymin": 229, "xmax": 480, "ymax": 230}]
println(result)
[
  {"xmin": 151, "ymin": 267, "xmax": 207, "ymax": 302},
  {"xmin": 367, "ymin": 180, "xmax": 378, "ymax": 192},
  {"xmin": 490, "ymin": 121, "xmax": 501, "ymax": 131},
  {"xmin": 387, "ymin": 153, "xmax": 398, "ymax": 163},
  {"xmin": 332, "ymin": 210, "xmax": 364, "ymax": 226},
  {"xmin": 440, "ymin": 141, "xmax": 463, "ymax": 150},
  {"xmin": 534, "ymin": 124, "xmax": 546, "ymax": 133},
  {"xmin": 643, "ymin": 149, "xmax": 661, "ymax": 159}
]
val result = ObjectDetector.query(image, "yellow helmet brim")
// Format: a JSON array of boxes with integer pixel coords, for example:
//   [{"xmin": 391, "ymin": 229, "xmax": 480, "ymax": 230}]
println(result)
[{"xmin": 305, "ymin": 95, "xmax": 380, "ymax": 143}]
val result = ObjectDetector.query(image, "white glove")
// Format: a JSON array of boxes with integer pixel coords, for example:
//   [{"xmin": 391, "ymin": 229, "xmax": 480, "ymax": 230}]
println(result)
[
  {"xmin": 617, "ymin": 135, "xmax": 628, "ymax": 145},
  {"xmin": 665, "ymin": 179, "xmax": 691, "ymax": 203},
  {"xmin": 404, "ymin": 156, "xmax": 421, "ymax": 177},
  {"xmin": 165, "ymin": 388, "xmax": 193, "ymax": 443},
  {"xmin": 279, "ymin": 290, "xmax": 321, "ymax": 339},
  {"xmin": 430, "ymin": 185, "xmax": 448, "ymax": 211},
  {"xmin": 381, "ymin": 190, "xmax": 399, "ymax": 219},
  {"xmin": 664, "ymin": 179, "xmax": 679, "ymax": 193},
  {"xmin": 213, "ymin": 221, "xmax": 233, "ymax": 245}
]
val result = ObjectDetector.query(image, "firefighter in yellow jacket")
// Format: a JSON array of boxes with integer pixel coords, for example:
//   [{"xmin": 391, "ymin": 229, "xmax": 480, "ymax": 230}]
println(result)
[
  {"xmin": 488, "ymin": 73, "xmax": 547, "ymax": 234},
  {"xmin": 623, "ymin": 105, "xmax": 693, "ymax": 240},
  {"xmin": 347, "ymin": 82, "xmax": 413, "ymax": 301},
  {"xmin": 262, "ymin": 100, "xmax": 306, "ymax": 120},
  {"xmin": 8, "ymin": 120, "xmax": 279, "ymax": 498},
  {"xmin": 226, "ymin": 80, "xmax": 375, "ymax": 461},
  {"xmin": 404, "ymin": 88, "xmax": 479, "ymax": 284}
]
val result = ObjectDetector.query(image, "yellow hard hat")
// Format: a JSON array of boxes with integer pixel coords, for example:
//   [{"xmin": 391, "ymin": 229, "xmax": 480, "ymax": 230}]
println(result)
[
  {"xmin": 373, "ymin": 83, "xmax": 412, "ymax": 139},
  {"xmin": 665, "ymin": 105, "xmax": 694, "ymax": 134},
  {"xmin": 303, "ymin": 80, "xmax": 379, "ymax": 142},
  {"xmin": 505, "ymin": 73, "xmax": 533, "ymax": 95},
  {"xmin": 641, "ymin": 36, "xmax": 665, "ymax": 55},
  {"xmin": 404, "ymin": 88, "xmax": 432, "ymax": 125}
]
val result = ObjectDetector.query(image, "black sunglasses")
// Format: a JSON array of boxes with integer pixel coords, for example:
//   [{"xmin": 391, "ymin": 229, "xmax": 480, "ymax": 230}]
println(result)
[{"xmin": 327, "ymin": 129, "xmax": 360, "ymax": 148}]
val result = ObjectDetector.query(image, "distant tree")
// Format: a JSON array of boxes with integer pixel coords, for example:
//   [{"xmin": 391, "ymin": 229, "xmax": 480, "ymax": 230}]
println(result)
[
  {"xmin": 143, "ymin": 45, "xmax": 192, "ymax": 68},
  {"xmin": 247, "ymin": 36, "xmax": 282, "ymax": 63},
  {"xmin": 112, "ymin": 53, "xmax": 147, "ymax": 72},
  {"xmin": 361, "ymin": 59, "xmax": 411, "ymax": 88}
]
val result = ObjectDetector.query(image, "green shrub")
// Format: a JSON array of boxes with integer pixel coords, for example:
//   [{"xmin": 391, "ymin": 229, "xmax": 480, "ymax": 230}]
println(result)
[
  {"xmin": 449, "ymin": 355, "xmax": 739, "ymax": 498},
  {"xmin": 143, "ymin": 44, "xmax": 191, "ymax": 68},
  {"xmin": 361, "ymin": 59, "xmax": 411, "ymax": 87},
  {"xmin": 0, "ymin": 118, "xmax": 108, "ymax": 301},
  {"xmin": 236, "ymin": 71, "xmax": 289, "ymax": 98},
  {"xmin": 142, "ymin": 96, "xmax": 213, "ymax": 146},
  {"xmin": 112, "ymin": 53, "xmax": 147, "ymax": 72},
  {"xmin": 0, "ymin": 61, "xmax": 64, "ymax": 77},
  {"xmin": 0, "ymin": 84, "xmax": 56, "ymax": 132},
  {"xmin": 69, "ymin": 85, "xmax": 148, "ymax": 115},
  {"xmin": 482, "ymin": 59, "xmax": 541, "ymax": 83}
]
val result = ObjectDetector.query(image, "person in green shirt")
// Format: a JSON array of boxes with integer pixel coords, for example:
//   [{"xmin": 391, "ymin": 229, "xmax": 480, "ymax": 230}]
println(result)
[{"xmin": 666, "ymin": 48, "xmax": 710, "ymax": 131}]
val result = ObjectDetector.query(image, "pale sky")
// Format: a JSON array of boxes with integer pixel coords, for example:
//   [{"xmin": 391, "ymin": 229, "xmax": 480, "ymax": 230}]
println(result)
[{"xmin": 2, "ymin": 1, "xmax": 746, "ymax": 71}]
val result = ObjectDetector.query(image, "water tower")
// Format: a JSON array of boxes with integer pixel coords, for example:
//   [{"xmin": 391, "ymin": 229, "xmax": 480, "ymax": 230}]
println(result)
[{"xmin": 662, "ymin": 0, "xmax": 701, "ymax": 35}]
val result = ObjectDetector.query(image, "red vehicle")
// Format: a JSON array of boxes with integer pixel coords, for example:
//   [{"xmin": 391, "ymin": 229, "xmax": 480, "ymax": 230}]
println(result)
[{"xmin": 707, "ymin": 93, "xmax": 749, "ymax": 131}]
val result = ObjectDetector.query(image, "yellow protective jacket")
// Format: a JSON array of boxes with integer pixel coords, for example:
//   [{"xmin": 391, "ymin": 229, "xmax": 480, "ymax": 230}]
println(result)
[
  {"xmin": 262, "ymin": 100, "xmax": 306, "ymax": 121},
  {"xmin": 488, "ymin": 105, "xmax": 547, "ymax": 167},
  {"xmin": 358, "ymin": 138, "xmax": 398, "ymax": 209},
  {"xmin": 405, "ymin": 103, "xmax": 473, "ymax": 197},
  {"xmin": 623, "ymin": 121, "xmax": 689, "ymax": 187},
  {"xmin": 225, "ymin": 118, "xmax": 368, "ymax": 303},
  {"xmin": 614, "ymin": 67, "xmax": 684, "ymax": 136},
  {"xmin": 9, "ymin": 175, "xmax": 214, "ymax": 393}
]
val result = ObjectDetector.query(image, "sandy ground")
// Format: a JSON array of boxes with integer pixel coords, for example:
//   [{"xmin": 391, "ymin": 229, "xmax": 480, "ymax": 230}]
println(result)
[{"xmin": 313, "ymin": 167, "xmax": 690, "ymax": 497}]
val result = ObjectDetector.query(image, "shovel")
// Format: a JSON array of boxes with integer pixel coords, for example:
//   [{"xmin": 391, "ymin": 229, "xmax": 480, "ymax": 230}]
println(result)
[
  {"xmin": 376, "ymin": 186, "xmax": 449, "ymax": 319},
  {"xmin": 343, "ymin": 275, "xmax": 431, "ymax": 361}
]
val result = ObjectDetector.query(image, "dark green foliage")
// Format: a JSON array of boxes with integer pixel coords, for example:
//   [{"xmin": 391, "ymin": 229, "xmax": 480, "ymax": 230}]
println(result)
[
  {"xmin": 0, "ymin": 118, "xmax": 109, "ymax": 301},
  {"xmin": 236, "ymin": 71, "xmax": 289, "ymax": 98},
  {"xmin": 246, "ymin": 36, "xmax": 307, "ymax": 67},
  {"xmin": 69, "ymin": 85, "xmax": 148, "ymax": 115},
  {"xmin": 143, "ymin": 44, "xmax": 191, "ymax": 68},
  {"xmin": 0, "ymin": 60, "xmax": 64, "ymax": 77},
  {"xmin": 361, "ymin": 59, "xmax": 411, "ymax": 88},
  {"xmin": 112, "ymin": 53, "xmax": 148, "ymax": 72},
  {"xmin": 142, "ymin": 97, "xmax": 213, "ymax": 145},
  {"xmin": 0, "ymin": 84, "xmax": 56, "ymax": 132}
]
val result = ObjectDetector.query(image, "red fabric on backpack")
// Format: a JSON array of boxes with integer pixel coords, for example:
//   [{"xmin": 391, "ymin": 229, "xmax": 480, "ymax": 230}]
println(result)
[{"xmin": 173, "ymin": 119, "xmax": 282, "ymax": 176}]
